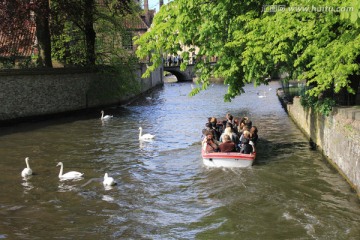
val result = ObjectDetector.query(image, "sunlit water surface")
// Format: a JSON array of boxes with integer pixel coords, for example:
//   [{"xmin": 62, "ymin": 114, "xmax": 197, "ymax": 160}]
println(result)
[{"xmin": 0, "ymin": 81, "xmax": 359, "ymax": 239}]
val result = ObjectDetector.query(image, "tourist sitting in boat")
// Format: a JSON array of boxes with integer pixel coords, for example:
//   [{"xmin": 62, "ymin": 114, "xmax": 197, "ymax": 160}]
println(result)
[
  {"xmin": 237, "ymin": 117, "xmax": 246, "ymax": 131},
  {"xmin": 219, "ymin": 134, "xmax": 236, "ymax": 152},
  {"xmin": 221, "ymin": 113, "xmax": 234, "ymax": 132},
  {"xmin": 250, "ymin": 126, "xmax": 258, "ymax": 146},
  {"xmin": 239, "ymin": 125, "xmax": 250, "ymax": 141},
  {"xmin": 237, "ymin": 117, "xmax": 251, "ymax": 134},
  {"xmin": 209, "ymin": 117, "xmax": 221, "ymax": 140},
  {"xmin": 239, "ymin": 130, "xmax": 255, "ymax": 154},
  {"xmin": 202, "ymin": 123, "xmax": 214, "ymax": 138},
  {"xmin": 244, "ymin": 117, "xmax": 252, "ymax": 129},
  {"xmin": 237, "ymin": 118, "xmax": 246, "ymax": 136},
  {"xmin": 226, "ymin": 113, "xmax": 235, "ymax": 125},
  {"xmin": 202, "ymin": 132, "xmax": 219, "ymax": 153},
  {"xmin": 219, "ymin": 123, "xmax": 239, "ymax": 146}
]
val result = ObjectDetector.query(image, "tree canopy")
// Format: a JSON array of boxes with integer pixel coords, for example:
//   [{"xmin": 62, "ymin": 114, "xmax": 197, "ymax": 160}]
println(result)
[
  {"xmin": 135, "ymin": 0, "xmax": 360, "ymax": 108},
  {"xmin": 0, "ymin": 0, "xmax": 140, "ymax": 67}
]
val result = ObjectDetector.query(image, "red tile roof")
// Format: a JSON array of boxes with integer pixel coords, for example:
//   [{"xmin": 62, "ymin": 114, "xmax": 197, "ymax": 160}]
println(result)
[
  {"xmin": 123, "ymin": 14, "xmax": 149, "ymax": 30},
  {"xmin": 0, "ymin": 24, "xmax": 36, "ymax": 58}
]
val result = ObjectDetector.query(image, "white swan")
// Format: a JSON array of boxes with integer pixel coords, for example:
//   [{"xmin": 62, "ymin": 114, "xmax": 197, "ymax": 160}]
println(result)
[
  {"xmin": 103, "ymin": 173, "xmax": 116, "ymax": 186},
  {"xmin": 257, "ymin": 91, "xmax": 266, "ymax": 98},
  {"xmin": 139, "ymin": 127, "xmax": 155, "ymax": 140},
  {"xmin": 21, "ymin": 157, "xmax": 33, "ymax": 177},
  {"xmin": 100, "ymin": 110, "xmax": 113, "ymax": 120},
  {"xmin": 56, "ymin": 162, "xmax": 84, "ymax": 180}
]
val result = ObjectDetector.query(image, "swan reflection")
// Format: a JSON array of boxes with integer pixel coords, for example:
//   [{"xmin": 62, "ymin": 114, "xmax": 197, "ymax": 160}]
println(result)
[
  {"xmin": 139, "ymin": 138, "xmax": 154, "ymax": 149},
  {"xmin": 21, "ymin": 179, "xmax": 34, "ymax": 193},
  {"xmin": 104, "ymin": 185, "xmax": 116, "ymax": 191},
  {"xmin": 58, "ymin": 182, "xmax": 80, "ymax": 192},
  {"xmin": 102, "ymin": 194, "xmax": 115, "ymax": 202}
]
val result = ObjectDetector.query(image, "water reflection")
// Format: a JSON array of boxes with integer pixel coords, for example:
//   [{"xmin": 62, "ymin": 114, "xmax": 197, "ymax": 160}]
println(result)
[
  {"xmin": 21, "ymin": 178, "xmax": 34, "ymax": 193},
  {"xmin": 102, "ymin": 195, "xmax": 115, "ymax": 202},
  {"xmin": 58, "ymin": 181, "xmax": 83, "ymax": 192},
  {"xmin": 139, "ymin": 139, "xmax": 155, "ymax": 150},
  {"xmin": 104, "ymin": 185, "xmax": 116, "ymax": 191}
]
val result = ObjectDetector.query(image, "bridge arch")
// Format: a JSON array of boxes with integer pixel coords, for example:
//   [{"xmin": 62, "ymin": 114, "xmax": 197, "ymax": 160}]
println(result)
[{"xmin": 163, "ymin": 65, "xmax": 195, "ymax": 82}]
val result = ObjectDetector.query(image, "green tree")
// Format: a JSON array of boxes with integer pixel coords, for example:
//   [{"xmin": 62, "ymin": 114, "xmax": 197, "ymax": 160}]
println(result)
[
  {"xmin": 33, "ymin": 0, "xmax": 53, "ymax": 67},
  {"xmin": 51, "ymin": 0, "xmax": 138, "ymax": 66},
  {"xmin": 135, "ymin": 0, "xmax": 360, "ymax": 111}
]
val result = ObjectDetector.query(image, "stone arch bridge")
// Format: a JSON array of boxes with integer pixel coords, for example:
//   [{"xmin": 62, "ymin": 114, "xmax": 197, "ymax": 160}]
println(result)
[{"xmin": 163, "ymin": 64, "xmax": 196, "ymax": 82}]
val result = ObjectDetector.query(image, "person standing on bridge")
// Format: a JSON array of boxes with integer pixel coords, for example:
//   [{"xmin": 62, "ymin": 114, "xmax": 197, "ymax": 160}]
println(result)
[
  {"xmin": 178, "ymin": 55, "xmax": 182, "ymax": 65},
  {"xmin": 167, "ymin": 56, "xmax": 172, "ymax": 66}
]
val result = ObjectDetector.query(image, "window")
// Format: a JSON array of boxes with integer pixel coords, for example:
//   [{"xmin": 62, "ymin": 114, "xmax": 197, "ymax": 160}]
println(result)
[{"xmin": 122, "ymin": 31, "xmax": 133, "ymax": 50}]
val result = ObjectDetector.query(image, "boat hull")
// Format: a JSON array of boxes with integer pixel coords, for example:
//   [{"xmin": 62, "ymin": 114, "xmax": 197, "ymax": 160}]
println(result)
[{"xmin": 202, "ymin": 150, "xmax": 256, "ymax": 168}]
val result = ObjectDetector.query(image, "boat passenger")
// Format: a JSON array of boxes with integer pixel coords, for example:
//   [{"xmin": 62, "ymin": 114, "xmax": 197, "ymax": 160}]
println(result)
[
  {"xmin": 226, "ymin": 113, "xmax": 235, "ymax": 125},
  {"xmin": 219, "ymin": 134, "xmax": 236, "ymax": 152},
  {"xmin": 203, "ymin": 132, "xmax": 219, "ymax": 153},
  {"xmin": 209, "ymin": 117, "xmax": 221, "ymax": 140},
  {"xmin": 209, "ymin": 117, "xmax": 217, "ymax": 125},
  {"xmin": 221, "ymin": 113, "xmax": 233, "ymax": 132},
  {"xmin": 250, "ymin": 126, "xmax": 258, "ymax": 146},
  {"xmin": 239, "ymin": 125, "xmax": 250, "ymax": 141},
  {"xmin": 239, "ymin": 130, "xmax": 255, "ymax": 154},
  {"xmin": 219, "ymin": 124, "xmax": 239, "ymax": 146},
  {"xmin": 245, "ymin": 119, "xmax": 252, "ymax": 129},
  {"xmin": 237, "ymin": 117, "xmax": 247, "ymax": 135},
  {"xmin": 202, "ymin": 123, "xmax": 213, "ymax": 138}
]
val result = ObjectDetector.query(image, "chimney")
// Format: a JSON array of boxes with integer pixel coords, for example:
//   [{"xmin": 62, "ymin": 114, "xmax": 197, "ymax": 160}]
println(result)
[
  {"xmin": 160, "ymin": 0, "xmax": 164, "ymax": 7},
  {"xmin": 144, "ymin": 0, "xmax": 149, "ymax": 25}
]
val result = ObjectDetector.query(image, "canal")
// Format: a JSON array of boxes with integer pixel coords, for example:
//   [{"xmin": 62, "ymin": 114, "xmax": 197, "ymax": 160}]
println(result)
[{"xmin": 0, "ymin": 80, "xmax": 359, "ymax": 239}]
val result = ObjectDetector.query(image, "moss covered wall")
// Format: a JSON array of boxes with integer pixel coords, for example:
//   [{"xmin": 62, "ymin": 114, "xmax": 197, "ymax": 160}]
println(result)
[
  {"xmin": 0, "ymin": 64, "xmax": 163, "ymax": 121},
  {"xmin": 287, "ymin": 97, "xmax": 360, "ymax": 196}
]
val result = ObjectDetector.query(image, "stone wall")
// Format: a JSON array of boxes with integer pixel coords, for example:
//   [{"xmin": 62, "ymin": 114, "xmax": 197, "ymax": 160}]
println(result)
[
  {"xmin": 286, "ymin": 96, "xmax": 360, "ymax": 196},
  {"xmin": 0, "ymin": 64, "xmax": 163, "ymax": 122}
]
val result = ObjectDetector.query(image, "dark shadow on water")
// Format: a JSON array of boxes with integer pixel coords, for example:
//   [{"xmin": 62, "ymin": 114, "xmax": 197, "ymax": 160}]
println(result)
[
  {"xmin": 0, "ymin": 106, "xmax": 134, "ymax": 137},
  {"xmin": 254, "ymin": 138, "xmax": 313, "ymax": 166},
  {"xmin": 0, "ymin": 109, "xmax": 97, "ymax": 137}
]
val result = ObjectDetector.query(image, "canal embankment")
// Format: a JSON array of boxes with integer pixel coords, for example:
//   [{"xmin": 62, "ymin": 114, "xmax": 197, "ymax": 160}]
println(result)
[
  {"xmin": 0, "ymin": 64, "xmax": 163, "ymax": 123},
  {"xmin": 278, "ymin": 89, "xmax": 360, "ymax": 196}
]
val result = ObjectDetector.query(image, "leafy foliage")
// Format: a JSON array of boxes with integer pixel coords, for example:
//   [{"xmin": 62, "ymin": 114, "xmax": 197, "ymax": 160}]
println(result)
[
  {"xmin": 88, "ymin": 58, "xmax": 141, "ymax": 102},
  {"xmin": 300, "ymin": 91, "xmax": 336, "ymax": 116},
  {"xmin": 51, "ymin": 0, "xmax": 140, "ymax": 66},
  {"xmin": 1, "ymin": 0, "xmax": 142, "ymax": 67},
  {"xmin": 135, "ymin": 0, "xmax": 360, "ymax": 109},
  {"xmin": 51, "ymin": 20, "xmax": 88, "ymax": 66}
]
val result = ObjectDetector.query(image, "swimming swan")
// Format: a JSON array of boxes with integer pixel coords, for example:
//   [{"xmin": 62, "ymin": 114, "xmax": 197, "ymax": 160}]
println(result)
[
  {"xmin": 103, "ymin": 173, "xmax": 116, "ymax": 186},
  {"xmin": 21, "ymin": 157, "xmax": 33, "ymax": 177},
  {"xmin": 100, "ymin": 110, "xmax": 113, "ymax": 120},
  {"xmin": 139, "ymin": 127, "xmax": 155, "ymax": 140},
  {"xmin": 257, "ymin": 91, "xmax": 266, "ymax": 98},
  {"xmin": 56, "ymin": 162, "xmax": 84, "ymax": 180}
]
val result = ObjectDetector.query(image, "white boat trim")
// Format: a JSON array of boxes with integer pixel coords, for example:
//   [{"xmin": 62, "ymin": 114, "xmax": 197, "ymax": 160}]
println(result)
[{"xmin": 202, "ymin": 149, "xmax": 256, "ymax": 168}]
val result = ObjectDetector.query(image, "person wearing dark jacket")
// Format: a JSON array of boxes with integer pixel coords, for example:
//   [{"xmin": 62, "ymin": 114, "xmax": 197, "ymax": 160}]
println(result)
[
  {"xmin": 250, "ymin": 126, "xmax": 258, "ymax": 146},
  {"xmin": 240, "ymin": 130, "xmax": 255, "ymax": 154}
]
